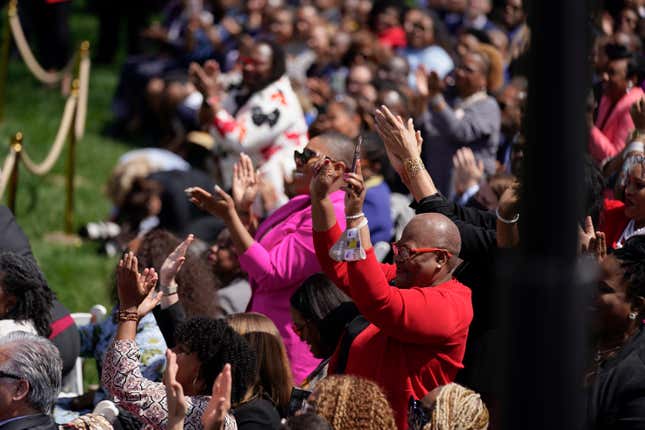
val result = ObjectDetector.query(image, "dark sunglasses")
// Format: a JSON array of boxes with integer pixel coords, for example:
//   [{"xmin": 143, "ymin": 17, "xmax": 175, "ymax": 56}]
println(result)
[
  {"xmin": 408, "ymin": 396, "xmax": 431, "ymax": 430},
  {"xmin": 294, "ymin": 148, "xmax": 328, "ymax": 165},
  {"xmin": 0, "ymin": 369, "xmax": 22, "ymax": 380}
]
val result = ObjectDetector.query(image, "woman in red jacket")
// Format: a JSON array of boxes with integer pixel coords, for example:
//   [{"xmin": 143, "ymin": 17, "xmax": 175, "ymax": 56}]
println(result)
[
  {"xmin": 602, "ymin": 154, "xmax": 645, "ymax": 249},
  {"xmin": 309, "ymin": 155, "xmax": 473, "ymax": 429}
]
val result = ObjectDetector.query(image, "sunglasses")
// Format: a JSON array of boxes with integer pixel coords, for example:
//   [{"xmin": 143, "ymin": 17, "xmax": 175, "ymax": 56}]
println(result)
[
  {"xmin": 408, "ymin": 396, "xmax": 431, "ymax": 430},
  {"xmin": 392, "ymin": 244, "xmax": 452, "ymax": 262},
  {"xmin": 294, "ymin": 148, "xmax": 321, "ymax": 165},
  {"xmin": 0, "ymin": 369, "xmax": 21, "ymax": 380}
]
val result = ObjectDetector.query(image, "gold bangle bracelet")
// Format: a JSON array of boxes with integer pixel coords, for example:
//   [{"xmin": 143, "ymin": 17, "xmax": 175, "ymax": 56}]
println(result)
[{"xmin": 403, "ymin": 158, "xmax": 424, "ymax": 178}]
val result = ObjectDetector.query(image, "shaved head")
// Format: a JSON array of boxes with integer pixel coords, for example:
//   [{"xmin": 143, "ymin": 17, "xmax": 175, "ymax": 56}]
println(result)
[
  {"xmin": 401, "ymin": 213, "xmax": 461, "ymax": 259},
  {"xmin": 310, "ymin": 132, "xmax": 356, "ymax": 167}
]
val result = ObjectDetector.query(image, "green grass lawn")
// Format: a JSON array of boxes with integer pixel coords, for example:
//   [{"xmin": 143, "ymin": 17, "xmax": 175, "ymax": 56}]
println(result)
[
  {"xmin": 0, "ymin": 2, "xmax": 132, "ymax": 385},
  {"xmin": 1, "ymin": 3, "xmax": 127, "ymax": 312}
]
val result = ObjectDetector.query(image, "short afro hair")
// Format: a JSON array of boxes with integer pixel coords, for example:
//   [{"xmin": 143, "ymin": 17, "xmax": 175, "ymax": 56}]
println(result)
[
  {"xmin": 0, "ymin": 252, "xmax": 54, "ymax": 337},
  {"xmin": 613, "ymin": 236, "xmax": 645, "ymax": 310},
  {"xmin": 174, "ymin": 317, "xmax": 256, "ymax": 404}
]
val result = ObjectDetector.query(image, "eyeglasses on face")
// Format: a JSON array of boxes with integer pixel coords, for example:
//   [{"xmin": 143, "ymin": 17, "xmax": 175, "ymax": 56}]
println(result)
[
  {"xmin": 408, "ymin": 396, "xmax": 431, "ymax": 430},
  {"xmin": 392, "ymin": 243, "xmax": 453, "ymax": 261},
  {"xmin": 0, "ymin": 369, "xmax": 21, "ymax": 380},
  {"xmin": 294, "ymin": 148, "xmax": 322, "ymax": 165}
]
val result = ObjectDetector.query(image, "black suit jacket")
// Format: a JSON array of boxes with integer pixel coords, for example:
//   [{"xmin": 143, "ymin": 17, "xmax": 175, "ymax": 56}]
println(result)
[
  {"xmin": 0, "ymin": 414, "xmax": 57, "ymax": 430},
  {"xmin": 587, "ymin": 326, "xmax": 645, "ymax": 429}
]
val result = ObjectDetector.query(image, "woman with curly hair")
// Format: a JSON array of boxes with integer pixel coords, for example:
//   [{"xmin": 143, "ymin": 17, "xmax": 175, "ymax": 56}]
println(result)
[
  {"xmin": 307, "ymin": 375, "xmax": 396, "ymax": 430},
  {"xmin": 102, "ymin": 252, "xmax": 257, "ymax": 429},
  {"xmin": 407, "ymin": 383, "xmax": 489, "ymax": 430},
  {"xmin": 0, "ymin": 252, "xmax": 54, "ymax": 338},
  {"xmin": 227, "ymin": 312, "xmax": 293, "ymax": 423}
]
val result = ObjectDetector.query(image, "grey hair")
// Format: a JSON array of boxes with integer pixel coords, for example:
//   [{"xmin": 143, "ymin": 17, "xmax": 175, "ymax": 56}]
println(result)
[{"xmin": 0, "ymin": 332, "xmax": 62, "ymax": 413}]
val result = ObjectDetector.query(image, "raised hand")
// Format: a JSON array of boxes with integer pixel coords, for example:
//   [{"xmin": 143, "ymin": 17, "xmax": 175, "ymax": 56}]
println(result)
[
  {"xmin": 374, "ymin": 106, "xmax": 423, "ymax": 174},
  {"xmin": 426, "ymin": 70, "xmax": 445, "ymax": 98},
  {"xmin": 631, "ymin": 97, "xmax": 645, "ymax": 132},
  {"xmin": 201, "ymin": 364, "xmax": 232, "ymax": 430},
  {"xmin": 310, "ymin": 158, "xmax": 343, "ymax": 202},
  {"xmin": 414, "ymin": 65, "xmax": 429, "ymax": 99},
  {"xmin": 160, "ymin": 234, "xmax": 194, "ymax": 287},
  {"xmin": 578, "ymin": 216, "xmax": 597, "ymax": 254},
  {"xmin": 452, "ymin": 147, "xmax": 484, "ymax": 195},
  {"xmin": 189, "ymin": 60, "xmax": 221, "ymax": 101},
  {"xmin": 588, "ymin": 231, "xmax": 607, "ymax": 262},
  {"xmin": 165, "ymin": 350, "xmax": 188, "ymax": 430},
  {"xmin": 187, "ymin": 185, "xmax": 236, "ymax": 221},
  {"xmin": 116, "ymin": 252, "xmax": 158, "ymax": 315},
  {"xmin": 342, "ymin": 161, "xmax": 367, "ymax": 219},
  {"xmin": 232, "ymin": 153, "xmax": 260, "ymax": 213}
]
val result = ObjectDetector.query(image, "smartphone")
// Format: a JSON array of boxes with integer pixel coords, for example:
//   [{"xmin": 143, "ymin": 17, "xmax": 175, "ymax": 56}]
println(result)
[
  {"xmin": 286, "ymin": 387, "xmax": 312, "ymax": 417},
  {"xmin": 350, "ymin": 136, "xmax": 362, "ymax": 173}
]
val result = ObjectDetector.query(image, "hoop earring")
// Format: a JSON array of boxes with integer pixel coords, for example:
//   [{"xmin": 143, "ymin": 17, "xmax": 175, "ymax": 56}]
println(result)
[{"xmin": 629, "ymin": 312, "xmax": 638, "ymax": 320}]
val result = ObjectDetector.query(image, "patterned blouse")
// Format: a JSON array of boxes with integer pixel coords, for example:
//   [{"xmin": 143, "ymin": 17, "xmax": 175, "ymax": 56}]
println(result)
[{"xmin": 102, "ymin": 339, "xmax": 237, "ymax": 430}]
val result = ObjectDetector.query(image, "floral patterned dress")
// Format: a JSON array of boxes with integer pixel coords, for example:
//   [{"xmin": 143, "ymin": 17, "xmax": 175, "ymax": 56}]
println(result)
[{"xmin": 102, "ymin": 339, "xmax": 237, "ymax": 430}]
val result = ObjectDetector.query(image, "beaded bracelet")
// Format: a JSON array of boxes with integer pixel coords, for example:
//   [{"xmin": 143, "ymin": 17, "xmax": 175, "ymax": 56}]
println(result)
[
  {"xmin": 118, "ymin": 310, "xmax": 139, "ymax": 322},
  {"xmin": 346, "ymin": 212, "xmax": 365, "ymax": 220}
]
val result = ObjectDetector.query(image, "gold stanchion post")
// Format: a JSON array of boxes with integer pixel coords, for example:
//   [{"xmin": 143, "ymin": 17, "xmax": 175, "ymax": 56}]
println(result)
[
  {"xmin": 0, "ymin": 0, "xmax": 16, "ymax": 122},
  {"xmin": 7, "ymin": 131, "xmax": 22, "ymax": 213},
  {"xmin": 64, "ymin": 80, "xmax": 78, "ymax": 234}
]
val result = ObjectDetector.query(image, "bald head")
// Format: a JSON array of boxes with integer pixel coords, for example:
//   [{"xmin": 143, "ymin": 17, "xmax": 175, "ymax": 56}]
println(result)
[
  {"xmin": 310, "ymin": 132, "xmax": 356, "ymax": 167},
  {"xmin": 401, "ymin": 213, "xmax": 461, "ymax": 257}
]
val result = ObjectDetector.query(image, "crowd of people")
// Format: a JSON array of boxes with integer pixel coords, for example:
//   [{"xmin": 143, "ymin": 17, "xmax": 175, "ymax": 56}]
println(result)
[{"xmin": 2, "ymin": 0, "xmax": 645, "ymax": 429}]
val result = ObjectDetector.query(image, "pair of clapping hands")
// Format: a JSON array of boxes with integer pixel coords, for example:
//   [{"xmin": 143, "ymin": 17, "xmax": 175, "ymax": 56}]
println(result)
[
  {"xmin": 185, "ymin": 153, "xmax": 262, "ymax": 221},
  {"xmin": 165, "ymin": 351, "xmax": 232, "ymax": 430},
  {"xmin": 116, "ymin": 239, "xmax": 231, "ymax": 430}
]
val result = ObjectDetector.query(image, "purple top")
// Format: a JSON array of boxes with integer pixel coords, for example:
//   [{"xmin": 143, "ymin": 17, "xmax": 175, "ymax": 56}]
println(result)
[{"xmin": 239, "ymin": 191, "xmax": 346, "ymax": 383}]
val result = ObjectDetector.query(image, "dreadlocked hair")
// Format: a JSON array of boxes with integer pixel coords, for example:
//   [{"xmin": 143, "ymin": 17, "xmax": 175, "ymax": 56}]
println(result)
[
  {"xmin": 423, "ymin": 383, "xmax": 489, "ymax": 430},
  {"xmin": 174, "ymin": 317, "xmax": 257, "ymax": 404},
  {"xmin": 314, "ymin": 375, "xmax": 396, "ymax": 430},
  {"xmin": 613, "ymin": 236, "xmax": 645, "ymax": 311},
  {"xmin": 0, "ymin": 252, "xmax": 54, "ymax": 337}
]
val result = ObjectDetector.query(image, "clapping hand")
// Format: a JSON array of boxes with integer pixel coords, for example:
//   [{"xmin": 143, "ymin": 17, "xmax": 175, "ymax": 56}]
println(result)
[
  {"xmin": 578, "ymin": 216, "xmax": 607, "ymax": 261},
  {"xmin": 189, "ymin": 60, "xmax": 221, "ymax": 101},
  {"xmin": 117, "ymin": 252, "xmax": 159, "ymax": 318},
  {"xmin": 201, "ymin": 364, "xmax": 232, "ymax": 430},
  {"xmin": 232, "ymin": 153, "xmax": 260, "ymax": 213},
  {"xmin": 452, "ymin": 147, "xmax": 484, "ymax": 195},
  {"xmin": 160, "ymin": 234, "xmax": 194, "ymax": 287},
  {"xmin": 165, "ymin": 350, "xmax": 188, "ymax": 430},
  {"xmin": 631, "ymin": 97, "xmax": 645, "ymax": 132},
  {"xmin": 187, "ymin": 185, "xmax": 236, "ymax": 221},
  {"xmin": 342, "ymin": 161, "xmax": 367, "ymax": 219},
  {"xmin": 374, "ymin": 105, "xmax": 423, "ymax": 174},
  {"xmin": 310, "ymin": 158, "xmax": 343, "ymax": 202}
]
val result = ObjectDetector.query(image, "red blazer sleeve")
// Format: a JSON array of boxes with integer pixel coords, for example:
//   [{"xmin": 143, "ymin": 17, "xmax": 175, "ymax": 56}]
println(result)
[
  {"xmin": 313, "ymin": 222, "xmax": 397, "ymax": 294},
  {"xmin": 347, "ymin": 248, "xmax": 471, "ymax": 345},
  {"xmin": 600, "ymin": 199, "xmax": 629, "ymax": 249}
]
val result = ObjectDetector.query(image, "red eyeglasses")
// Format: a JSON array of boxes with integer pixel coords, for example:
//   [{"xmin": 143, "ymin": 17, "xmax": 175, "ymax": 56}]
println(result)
[{"xmin": 391, "ymin": 243, "xmax": 452, "ymax": 261}]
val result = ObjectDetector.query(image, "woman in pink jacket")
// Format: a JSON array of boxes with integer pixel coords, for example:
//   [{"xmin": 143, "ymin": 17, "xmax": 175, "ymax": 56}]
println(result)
[
  {"xmin": 188, "ymin": 132, "xmax": 355, "ymax": 383},
  {"xmin": 590, "ymin": 46, "xmax": 643, "ymax": 164}
]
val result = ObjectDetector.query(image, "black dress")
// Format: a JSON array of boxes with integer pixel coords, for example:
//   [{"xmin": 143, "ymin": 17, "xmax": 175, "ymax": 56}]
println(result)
[{"xmin": 586, "ymin": 325, "xmax": 645, "ymax": 429}]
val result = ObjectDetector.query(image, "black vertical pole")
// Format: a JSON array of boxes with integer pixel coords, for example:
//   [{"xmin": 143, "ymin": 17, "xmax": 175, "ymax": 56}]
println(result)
[{"xmin": 502, "ymin": 1, "xmax": 590, "ymax": 429}]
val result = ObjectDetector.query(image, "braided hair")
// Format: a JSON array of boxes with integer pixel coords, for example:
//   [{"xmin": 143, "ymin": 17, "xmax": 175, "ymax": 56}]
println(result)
[
  {"xmin": 423, "ymin": 383, "xmax": 489, "ymax": 430},
  {"xmin": 0, "ymin": 252, "xmax": 54, "ymax": 337},
  {"xmin": 314, "ymin": 375, "xmax": 396, "ymax": 430},
  {"xmin": 174, "ymin": 317, "xmax": 257, "ymax": 404},
  {"xmin": 613, "ymin": 236, "xmax": 645, "ymax": 313}
]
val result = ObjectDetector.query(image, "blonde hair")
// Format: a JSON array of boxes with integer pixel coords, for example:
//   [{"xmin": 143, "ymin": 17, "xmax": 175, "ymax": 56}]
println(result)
[
  {"xmin": 226, "ymin": 312, "xmax": 294, "ymax": 411},
  {"xmin": 423, "ymin": 383, "xmax": 489, "ymax": 430},
  {"xmin": 314, "ymin": 375, "xmax": 397, "ymax": 430}
]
